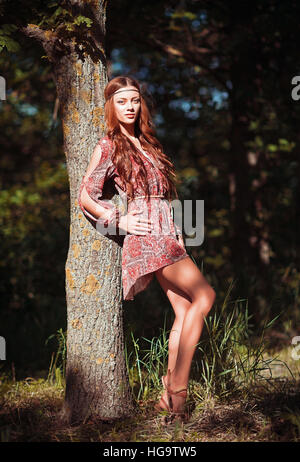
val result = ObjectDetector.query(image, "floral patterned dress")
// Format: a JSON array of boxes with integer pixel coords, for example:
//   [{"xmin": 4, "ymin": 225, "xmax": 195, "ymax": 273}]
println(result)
[{"xmin": 78, "ymin": 135, "xmax": 188, "ymax": 300}]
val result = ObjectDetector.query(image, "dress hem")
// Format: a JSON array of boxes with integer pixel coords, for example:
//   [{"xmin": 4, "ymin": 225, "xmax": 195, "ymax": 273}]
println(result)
[{"xmin": 123, "ymin": 250, "xmax": 189, "ymax": 301}]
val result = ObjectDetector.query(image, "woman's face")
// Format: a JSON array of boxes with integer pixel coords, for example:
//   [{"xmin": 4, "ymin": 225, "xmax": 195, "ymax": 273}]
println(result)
[{"xmin": 113, "ymin": 86, "xmax": 141, "ymax": 126}]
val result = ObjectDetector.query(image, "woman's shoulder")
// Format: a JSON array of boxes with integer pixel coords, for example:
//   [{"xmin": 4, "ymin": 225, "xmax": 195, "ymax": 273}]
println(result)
[
  {"xmin": 98, "ymin": 135, "xmax": 113, "ymax": 148},
  {"xmin": 97, "ymin": 135, "xmax": 114, "ymax": 161}
]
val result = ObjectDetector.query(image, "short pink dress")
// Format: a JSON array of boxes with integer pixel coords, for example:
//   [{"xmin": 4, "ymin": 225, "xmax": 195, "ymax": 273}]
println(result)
[{"xmin": 78, "ymin": 135, "xmax": 188, "ymax": 300}]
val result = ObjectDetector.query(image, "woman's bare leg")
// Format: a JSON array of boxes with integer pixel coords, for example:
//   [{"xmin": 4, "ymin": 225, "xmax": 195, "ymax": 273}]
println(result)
[
  {"xmin": 155, "ymin": 256, "xmax": 216, "ymax": 412},
  {"xmin": 156, "ymin": 279, "xmax": 193, "ymax": 409}
]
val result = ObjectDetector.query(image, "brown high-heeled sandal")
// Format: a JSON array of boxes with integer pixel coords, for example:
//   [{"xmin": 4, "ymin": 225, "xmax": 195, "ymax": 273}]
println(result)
[
  {"xmin": 154, "ymin": 375, "xmax": 170, "ymax": 412},
  {"xmin": 161, "ymin": 368, "xmax": 189, "ymax": 425}
]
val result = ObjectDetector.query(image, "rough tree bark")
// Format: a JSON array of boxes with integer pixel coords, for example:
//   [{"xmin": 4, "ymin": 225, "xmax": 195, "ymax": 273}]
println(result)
[{"xmin": 22, "ymin": 0, "xmax": 136, "ymax": 424}]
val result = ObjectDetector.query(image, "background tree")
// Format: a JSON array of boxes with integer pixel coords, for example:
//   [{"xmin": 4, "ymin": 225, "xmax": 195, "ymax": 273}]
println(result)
[{"xmin": 1, "ymin": 0, "xmax": 136, "ymax": 423}]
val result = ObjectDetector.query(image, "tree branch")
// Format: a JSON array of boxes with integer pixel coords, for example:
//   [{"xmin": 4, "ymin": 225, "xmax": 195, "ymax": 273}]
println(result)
[
  {"xmin": 21, "ymin": 24, "xmax": 51, "ymax": 44},
  {"xmin": 21, "ymin": 24, "xmax": 76, "ymax": 62}
]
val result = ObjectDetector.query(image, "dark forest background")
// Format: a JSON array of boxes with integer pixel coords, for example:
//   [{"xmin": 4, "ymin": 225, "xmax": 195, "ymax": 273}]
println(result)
[{"xmin": 0, "ymin": 0, "xmax": 300, "ymax": 377}]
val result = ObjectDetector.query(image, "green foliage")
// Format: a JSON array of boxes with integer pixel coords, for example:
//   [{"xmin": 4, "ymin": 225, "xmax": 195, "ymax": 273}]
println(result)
[
  {"xmin": 125, "ymin": 317, "xmax": 169, "ymax": 401},
  {"xmin": 36, "ymin": 3, "xmax": 93, "ymax": 31},
  {"xmin": 124, "ymin": 285, "xmax": 293, "ymax": 404},
  {"xmin": 0, "ymin": 24, "xmax": 20, "ymax": 52},
  {"xmin": 0, "ymin": 30, "xmax": 69, "ymax": 371},
  {"xmin": 45, "ymin": 328, "xmax": 67, "ymax": 386},
  {"xmin": 195, "ymin": 297, "xmax": 291, "ymax": 400}
]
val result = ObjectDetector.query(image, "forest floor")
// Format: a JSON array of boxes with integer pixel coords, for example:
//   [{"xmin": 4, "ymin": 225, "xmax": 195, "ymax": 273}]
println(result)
[{"xmin": 0, "ymin": 344, "xmax": 300, "ymax": 443}]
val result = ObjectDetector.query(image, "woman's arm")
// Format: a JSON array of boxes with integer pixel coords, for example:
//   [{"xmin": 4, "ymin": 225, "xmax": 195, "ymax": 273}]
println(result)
[
  {"xmin": 79, "ymin": 139, "xmax": 153, "ymax": 235},
  {"xmin": 80, "ymin": 186, "xmax": 112, "ymax": 221},
  {"xmin": 80, "ymin": 144, "xmax": 112, "ymax": 221},
  {"xmin": 79, "ymin": 142, "xmax": 120, "ymax": 231}
]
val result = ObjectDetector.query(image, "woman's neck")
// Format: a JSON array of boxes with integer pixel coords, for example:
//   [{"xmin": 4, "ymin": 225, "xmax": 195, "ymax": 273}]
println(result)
[
  {"xmin": 119, "ymin": 126, "xmax": 144, "ymax": 152},
  {"xmin": 119, "ymin": 123, "xmax": 136, "ymax": 139}
]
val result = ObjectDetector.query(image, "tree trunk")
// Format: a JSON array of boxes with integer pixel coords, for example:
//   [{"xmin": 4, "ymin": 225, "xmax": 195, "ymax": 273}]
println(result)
[
  {"xmin": 228, "ymin": 51, "xmax": 262, "ymax": 302},
  {"xmin": 228, "ymin": 35, "xmax": 272, "ymax": 319},
  {"xmin": 23, "ymin": 1, "xmax": 136, "ymax": 424}
]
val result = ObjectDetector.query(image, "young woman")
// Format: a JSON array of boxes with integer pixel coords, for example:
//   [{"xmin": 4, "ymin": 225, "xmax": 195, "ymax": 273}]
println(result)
[{"xmin": 79, "ymin": 76, "xmax": 216, "ymax": 425}]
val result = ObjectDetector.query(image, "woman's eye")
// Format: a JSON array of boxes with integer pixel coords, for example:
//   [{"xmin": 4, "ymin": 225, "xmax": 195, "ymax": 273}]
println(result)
[{"xmin": 117, "ymin": 100, "xmax": 140, "ymax": 103}]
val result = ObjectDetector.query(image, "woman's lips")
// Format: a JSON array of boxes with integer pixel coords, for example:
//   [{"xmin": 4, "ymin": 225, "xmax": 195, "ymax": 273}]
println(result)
[{"xmin": 125, "ymin": 114, "xmax": 135, "ymax": 118}]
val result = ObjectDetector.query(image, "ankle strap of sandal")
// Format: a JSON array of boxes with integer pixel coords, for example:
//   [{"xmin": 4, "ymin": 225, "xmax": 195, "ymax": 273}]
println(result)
[{"xmin": 167, "ymin": 387, "xmax": 187, "ymax": 397}]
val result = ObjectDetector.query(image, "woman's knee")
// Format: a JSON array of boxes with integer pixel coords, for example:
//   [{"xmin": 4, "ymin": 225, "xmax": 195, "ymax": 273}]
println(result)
[
  {"xmin": 194, "ymin": 285, "xmax": 216, "ymax": 317},
  {"xmin": 167, "ymin": 287, "xmax": 192, "ymax": 319}
]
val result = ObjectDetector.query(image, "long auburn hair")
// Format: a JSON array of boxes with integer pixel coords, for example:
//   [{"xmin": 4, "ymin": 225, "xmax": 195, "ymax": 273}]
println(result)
[{"xmin": 103, "ymin": 75, "xmax": 180, "ymax": 203}]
